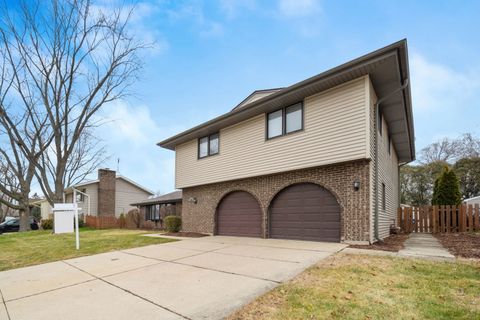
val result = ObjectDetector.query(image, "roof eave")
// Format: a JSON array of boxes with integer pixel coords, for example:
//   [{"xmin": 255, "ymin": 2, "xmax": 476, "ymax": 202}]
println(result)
[{"xmin": 158, "ymin": 39, "xmax": 415, "ymax": 162}]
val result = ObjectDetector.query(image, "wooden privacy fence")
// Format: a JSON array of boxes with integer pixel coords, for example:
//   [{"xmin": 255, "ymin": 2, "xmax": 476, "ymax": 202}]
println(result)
[
  {"xmin": 398, "ymin": 204, "xmax": 480, "ymax": 233},
  {"xmin": 84, "ymin": 214, "xmax": 163, "ymax": 230}
]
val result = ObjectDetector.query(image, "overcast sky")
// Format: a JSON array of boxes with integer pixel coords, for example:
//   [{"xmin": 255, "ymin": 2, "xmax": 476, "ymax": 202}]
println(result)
[{"xmin": 85, "ymin": 0, "xmax": 480, "ymax": 195}]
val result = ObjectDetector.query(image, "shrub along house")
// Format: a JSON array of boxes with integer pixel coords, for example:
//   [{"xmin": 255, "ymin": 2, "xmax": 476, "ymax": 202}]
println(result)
[
  {"xmin": 131, "ymin": 190, "xmax": 182, "ymax": 227},
  {"xmin": 158, "ymin": 40, "xmax": 415, "ymax": 244}
]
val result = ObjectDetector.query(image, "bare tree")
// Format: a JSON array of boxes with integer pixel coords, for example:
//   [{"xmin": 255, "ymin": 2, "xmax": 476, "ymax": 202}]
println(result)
[
  {"xmin": 419, "ymin": 138, "xmax": 459, "ymax": 164},
  {"xmin": 0, "ymin": 0, "xmax": 145, "ymax": 206},
  {"xmin": 420, "ymin": 133, "xmax": 480, "ymax": 164},
  {"xmin": 458, "ymin": 133, "xmax": 480, "ymax": 159}
]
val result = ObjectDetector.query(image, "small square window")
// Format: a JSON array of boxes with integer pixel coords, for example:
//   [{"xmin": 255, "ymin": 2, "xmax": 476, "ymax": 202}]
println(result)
[
  {"xmin": 198, "ymin": 133, "xmax": 220, "ymax": 158},
  {"xmin": 266, "ymin": 102, "xmax": 303, "ymax": 139}
]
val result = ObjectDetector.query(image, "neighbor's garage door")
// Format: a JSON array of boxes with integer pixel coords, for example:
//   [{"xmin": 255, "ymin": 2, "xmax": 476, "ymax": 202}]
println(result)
[
  {"xmin": 216, "ymin": 191, "xmax": 262, "ymax": 237},
  {"xmin": 269, "ymin": 183, "xmax": 341, "ymax": 242}
]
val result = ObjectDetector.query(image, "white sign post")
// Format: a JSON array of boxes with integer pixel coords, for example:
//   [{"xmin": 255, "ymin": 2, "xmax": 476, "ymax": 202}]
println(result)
[{"xmin": 53, "ymin": 203, "xmax": 80, "ymax": 250}]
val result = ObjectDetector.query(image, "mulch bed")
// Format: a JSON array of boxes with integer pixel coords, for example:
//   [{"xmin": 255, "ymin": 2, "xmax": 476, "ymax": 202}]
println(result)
[
  {"xmin": 434, "ymin": 232, "xmax": 480, "ymax": 259},
  {"xmin": 163, "ymin": 232, "xmax": 208, "ymax": 238},
  {"xmin": 349, "ymin": 233, "xmax": 409, "ymax": 252}
]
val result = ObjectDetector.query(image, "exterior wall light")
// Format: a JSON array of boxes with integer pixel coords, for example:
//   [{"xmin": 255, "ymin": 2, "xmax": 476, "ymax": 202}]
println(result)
[
  {"xmin": 188, "ymin": 197, "xmax": 198, "ymax": 204},
  {"xmin": 353, "ymin": 180, "xmax": 360, "ymax": 191}
]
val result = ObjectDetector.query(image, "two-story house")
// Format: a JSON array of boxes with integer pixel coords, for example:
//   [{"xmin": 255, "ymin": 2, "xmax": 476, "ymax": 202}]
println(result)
[{"xmin": 158, "ymin": 40, "xmax": 415, "ymax": 244}]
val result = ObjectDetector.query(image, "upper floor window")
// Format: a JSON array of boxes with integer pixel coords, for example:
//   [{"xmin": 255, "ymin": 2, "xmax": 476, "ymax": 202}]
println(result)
[
  {"xmin": 378, "ymin": 112, "xmax": 383, "ymax": 135},
  {"xmin": 382, "ymin": 183, "xmax": 386, "ymax": 210},
  {"xmin": 267, "ymin": 102, "xmax": 303, "ymax": 139},
  {"xmin": 387, "ymin": 135, "xmax": 391, "ymax": 155},
  {"xmin": 198, "ymin": 133, "xmax": 219, "ymax": 158}
]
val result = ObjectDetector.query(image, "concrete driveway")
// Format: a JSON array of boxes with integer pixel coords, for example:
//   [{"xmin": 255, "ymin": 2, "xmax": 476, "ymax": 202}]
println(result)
[{"xmin": 0, "ymin": 236, "xmax": 346, "ymax": 320}]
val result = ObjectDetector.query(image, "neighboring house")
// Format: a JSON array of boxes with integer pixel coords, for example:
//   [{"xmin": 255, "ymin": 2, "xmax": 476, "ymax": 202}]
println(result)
[
  {"xmin": 464, "ymin": 195, "xmax": 480, "ymax": 207},
  {"xmin": 131, "ymin": 190, "xmax": 182, "ymax": 225},
  {"xmin": 30, "ymin": 198, "xmax": 53, "ymax": 220},
  {"xmin": 158, "ymin": 40, "xmax": 415, "ymax": 244},
  {"xmin": 63, "ymin": 169, "xmax": 154, "ymax": 217}
]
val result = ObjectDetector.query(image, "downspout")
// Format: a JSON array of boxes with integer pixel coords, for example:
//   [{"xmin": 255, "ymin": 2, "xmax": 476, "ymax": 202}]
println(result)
[{"xmin": 374, "ymin": 79, "xmax": 409, "ymax": 241}]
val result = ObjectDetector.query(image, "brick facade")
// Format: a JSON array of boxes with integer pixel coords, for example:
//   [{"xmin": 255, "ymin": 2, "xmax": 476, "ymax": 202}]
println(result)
[
  {"xmin": 182, "ymin": 159, "xmax": 371, "ymax": 242},
  {"xmin": 98, "ymin": 169, "xmax": 116, "ymax": 216}
]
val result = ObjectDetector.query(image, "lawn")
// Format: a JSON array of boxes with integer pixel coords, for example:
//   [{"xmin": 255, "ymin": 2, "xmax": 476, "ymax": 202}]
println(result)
[
  {"xmin": 0, "ymin": 228, "xmax": 175, "ymax": 271},
  {"xmin": 228, "ymin": 254, "xmax": 480, "ymax": 320}
]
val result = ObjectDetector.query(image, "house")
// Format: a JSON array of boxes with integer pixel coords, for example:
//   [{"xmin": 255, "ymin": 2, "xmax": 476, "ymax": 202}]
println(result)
[
  {"xmin": 36, "ymin": 169, "xmax": 154, "ymax": 219},
  {"xmin": 464, "ymin": 195, "xmax": 480, "ymax": 207},
  {"xmin": 131, "ymin": 190, "xmax": 182, "ymax": 226},
  {"xmin": 158, "ymin": 40, "xmax": 415, "ymax": 244}
]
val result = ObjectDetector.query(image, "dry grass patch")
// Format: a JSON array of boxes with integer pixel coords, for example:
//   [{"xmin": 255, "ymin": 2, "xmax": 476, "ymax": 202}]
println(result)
[{"xmin": 228, "ymin": 254, "xmax": 480, "ymax": 320}]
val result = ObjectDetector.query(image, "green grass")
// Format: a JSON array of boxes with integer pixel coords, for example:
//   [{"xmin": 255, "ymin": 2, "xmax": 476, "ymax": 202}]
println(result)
[
  {"xmin": 0, "ymin": 228, "xmax": 175, "ymax": 271},
  {"xmin": 228, "ymin": 254, "xmax": 480, "ymax": 320}
]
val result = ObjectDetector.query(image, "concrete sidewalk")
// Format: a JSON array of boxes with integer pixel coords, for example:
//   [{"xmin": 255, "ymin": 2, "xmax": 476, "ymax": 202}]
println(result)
[
  {"xmin": 0, "ymin": 236, "xmax": 346, "ymax": 320},
  {"xmin": 398, "ymin": 233, "xmax": 455, "ymax": 261}
]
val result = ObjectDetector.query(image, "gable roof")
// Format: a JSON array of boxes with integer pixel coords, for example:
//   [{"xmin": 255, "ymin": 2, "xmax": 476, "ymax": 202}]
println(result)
[
  {"xmin": 130, "ymin": 190, "xmax": 182, "ymax": 206},
  {"xmin": 232, "ymin": 88, "xmax": 284, "ymax": 111},
  {"xmin": 158, "ymin": 39, "xmax": 415, "ymax": 163},
  {"xmin": 65, "ymin": 175, "xmax": 154, "ymax": 195},
  {"xmin": 464, "ymin": 195, "xmax": 480, "ymax": 202}
]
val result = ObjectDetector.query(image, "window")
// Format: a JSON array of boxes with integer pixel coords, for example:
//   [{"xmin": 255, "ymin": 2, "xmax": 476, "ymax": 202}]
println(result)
[
  {"xmin": 387, "ymin": 135, "xmax": 391, "ymax": 155},
  {"xmin": 209, "ymin": 133, "xmax": 219, "ymax": 155},
  {"xmin": 267, "ymin": 102, "xmax": 303, "ymax": 139},
  {"xmin": 76, "ymin": 188, "xmax": 86, "ymax": 202},
  {"xmin": 382, "ymin": 183, "xmax": 386, "ymax": 211},
  {"xmin": 145, "ymin": 204, "xmax": 161, "ymax": 221},
  {"xmin": 198, "ymin": 133, "xmax": 219, "ymax": 158},
  {"xmin": 286, "ymin": 104, "xmax": 302, "ymax": 133},
  {"xmin": 378, "ymin": 112, "xmax": 383, "ymax": 135},
  {"xmin": 267, "ymin": 110, "xmax": 283, "ymax": 138}
]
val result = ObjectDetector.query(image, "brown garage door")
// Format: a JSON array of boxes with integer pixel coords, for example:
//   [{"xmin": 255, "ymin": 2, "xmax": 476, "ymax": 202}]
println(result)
[
  {"xmin": 216, "ymin": 191, "xmax": 262, "ymax": 237},
  {"xmin": 269, "ymin": 183, "xmax": 341, "ymax": 242}
]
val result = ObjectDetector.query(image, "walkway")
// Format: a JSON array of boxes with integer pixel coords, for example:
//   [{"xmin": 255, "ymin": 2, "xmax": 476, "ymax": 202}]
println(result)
[{"xmin": 398, "ymin": 233, "xmax": 455, "ymax": 261}]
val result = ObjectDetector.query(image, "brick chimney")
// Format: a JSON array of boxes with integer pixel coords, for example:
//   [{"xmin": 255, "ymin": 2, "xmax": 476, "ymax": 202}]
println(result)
[{"xmin": 98, "ymin": 169, "xmax": 116, "ymax": 216}]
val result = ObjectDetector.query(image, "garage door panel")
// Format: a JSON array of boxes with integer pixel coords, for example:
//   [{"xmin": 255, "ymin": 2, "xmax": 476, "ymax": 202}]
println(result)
[
  {"xmin": 269, "ymin": 183, "xmax": 341, "ymax": 242},
  {"xmin": 217, "ymin": 191, "xmax": 262, "ymax": 237}
]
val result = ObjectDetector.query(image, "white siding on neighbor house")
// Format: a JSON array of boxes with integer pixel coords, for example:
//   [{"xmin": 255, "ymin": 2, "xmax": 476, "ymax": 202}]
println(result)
[
  {"xmin": 368, "ymin": 80, "xmax": 400, "ymax": 241},
  {"xmin": 66, "ymin": 184, "xmax": 99, "ymax": 216},
  {"xmin": 40, "ymin": 201, "xmax": 53, "ymax": 219},
  {"xmin": 175, "ymin": 76, "xmax": 371, "ymax": 188},
  {"xmin": 464, "ymin": 197, "xmax": 480, "ymax": 206},
  {"xmin": 114, "ymin": 178, "xmax": 152, "ymax": 216}
]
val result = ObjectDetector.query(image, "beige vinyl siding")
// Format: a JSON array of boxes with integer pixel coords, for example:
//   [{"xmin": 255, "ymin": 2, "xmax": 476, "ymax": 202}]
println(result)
[
  {"xmin": 114, "ymin": 178, "xmax": 152, "ymax": 217},
  {"xmin": 176, "ymin": 76, "xmax": 370, "ymax": 188},
  {"xmin": 368, "ymin": 80, "xmax": 400, "ymax": 241},
  {"xmin": 40, "ymin": 201, "xmax": 53, "ymax": 220}
]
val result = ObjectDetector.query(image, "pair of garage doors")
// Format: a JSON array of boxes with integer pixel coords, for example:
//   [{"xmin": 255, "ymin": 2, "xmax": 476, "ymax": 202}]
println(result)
[{"xmin": 216, "ymin": 183, "xmax": 341, "ymax": 242}]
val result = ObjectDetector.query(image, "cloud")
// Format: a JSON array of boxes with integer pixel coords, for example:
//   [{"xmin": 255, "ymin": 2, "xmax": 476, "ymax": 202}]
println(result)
[
  {"xmin": 278, "ymin": 0, "xmax": 321, "ymax": 17},
  {"xmin": 93, "ymin": 100, "xmax": 185, "ymax": 194},
  {"xmin": 410, "ymin": 53, "xmax": 480, "ymax": 112},
  {"xmin": 219, "ymin": 0, "xmax": 256, "ymax": 19},
  {"xmin": 166, "ymin": 2, "xmax": 224, "ymax": 38}
]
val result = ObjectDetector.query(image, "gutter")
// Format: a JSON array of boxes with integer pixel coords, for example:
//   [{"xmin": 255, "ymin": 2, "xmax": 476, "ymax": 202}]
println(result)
[{"xmin": 373, "ymin": 78, "xmax": 409, "ymax": 242}]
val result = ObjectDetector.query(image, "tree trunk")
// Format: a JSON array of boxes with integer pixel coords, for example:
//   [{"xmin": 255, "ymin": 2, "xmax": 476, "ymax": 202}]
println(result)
[{"xmin": 18, "ymin": 207, "xmax": 31, "ymax": 231}]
